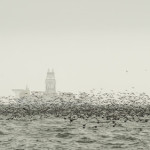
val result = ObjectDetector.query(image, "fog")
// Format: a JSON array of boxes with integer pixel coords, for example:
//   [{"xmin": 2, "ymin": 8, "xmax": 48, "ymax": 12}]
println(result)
[{"xmin": 0, "ymin": 0, "xmax": 150, "ymax": 96}]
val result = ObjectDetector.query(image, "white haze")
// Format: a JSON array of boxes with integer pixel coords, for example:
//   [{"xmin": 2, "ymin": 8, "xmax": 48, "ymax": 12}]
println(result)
[{"xmin": 0, "ymin": 0, "xmax": 150, "ymax": 96}]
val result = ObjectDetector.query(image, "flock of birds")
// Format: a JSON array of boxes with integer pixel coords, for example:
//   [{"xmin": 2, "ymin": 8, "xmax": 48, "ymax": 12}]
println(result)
[{"xmin": 0, "ymin": 91, "xmax": 150, "ymax": 129}]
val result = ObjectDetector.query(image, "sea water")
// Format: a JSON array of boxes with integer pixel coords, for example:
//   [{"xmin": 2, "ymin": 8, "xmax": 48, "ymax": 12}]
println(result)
[{"xmin": 0, "ymin": 116, "xmax": 150, "ymax": 150}]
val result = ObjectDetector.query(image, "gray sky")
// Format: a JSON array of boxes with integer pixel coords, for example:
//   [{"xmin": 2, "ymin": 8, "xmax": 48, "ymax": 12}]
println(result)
[{"xmin": 0, "ymin": 0, "xmax": 150, "ymax": 96}]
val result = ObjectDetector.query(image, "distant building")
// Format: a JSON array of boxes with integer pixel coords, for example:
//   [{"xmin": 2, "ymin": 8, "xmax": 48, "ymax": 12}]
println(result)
[
  {"xmin": 12, "ymin": 86, "xmax": 30, "ymax": 98},
  {"xmin": 12, "ymin": 69, "xmax": 56, "ymax": 98},
  {"xmin": 45, "ymin": 69, "xmax": 56, "ymax": 95}
]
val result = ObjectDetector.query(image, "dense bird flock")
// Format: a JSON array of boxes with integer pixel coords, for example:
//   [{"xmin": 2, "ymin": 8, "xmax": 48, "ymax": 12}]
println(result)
[{"xmin": 0, "ymin": 91, "xmax": 150, "ymax": 128}]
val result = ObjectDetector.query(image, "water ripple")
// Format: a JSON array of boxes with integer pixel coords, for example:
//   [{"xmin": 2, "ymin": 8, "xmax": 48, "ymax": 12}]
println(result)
[{"xmin": 0, "ymin": 117, "xmax": 150, "ymax": 150}]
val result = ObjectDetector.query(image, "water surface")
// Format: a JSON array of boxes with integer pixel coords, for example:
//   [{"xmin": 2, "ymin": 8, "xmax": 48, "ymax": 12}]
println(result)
[{"xmin": 0, "ymin": 117, "xmax": 150, "ymax": 150}]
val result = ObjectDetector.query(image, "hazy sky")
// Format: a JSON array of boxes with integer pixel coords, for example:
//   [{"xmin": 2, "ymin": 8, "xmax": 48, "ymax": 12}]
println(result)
[{"xmin": 0, "ymin": 0, "xmax": 150, "ymax": 96}]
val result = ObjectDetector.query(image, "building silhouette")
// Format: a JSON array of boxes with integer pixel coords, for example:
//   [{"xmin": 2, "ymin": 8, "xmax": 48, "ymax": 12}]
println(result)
[
  {"xmin": 45, "ymin": 69, "xmax": 56, "ymax": 95},
  {"xmin": 12, "ymin": 69, "xmax": 56, "ymax": 98},
  {"xmin": 12, "ymin": 85, "xmax": 30, "ymax": 98}
]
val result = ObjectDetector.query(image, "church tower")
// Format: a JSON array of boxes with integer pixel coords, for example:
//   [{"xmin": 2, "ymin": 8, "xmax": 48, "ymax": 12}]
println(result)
[{"xmin": 45, "ymin": 69, "xmax": 56, "ymax": 95}]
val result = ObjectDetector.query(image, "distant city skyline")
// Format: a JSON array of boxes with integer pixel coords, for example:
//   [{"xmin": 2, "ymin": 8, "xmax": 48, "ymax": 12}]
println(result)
[
  {"xmin": 12, "ymin": 69, "xmax": 56, "ymax": 98},
  {"xmin": 0, "ymin": 0, "xmax": 150, "ymax": 96}
]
